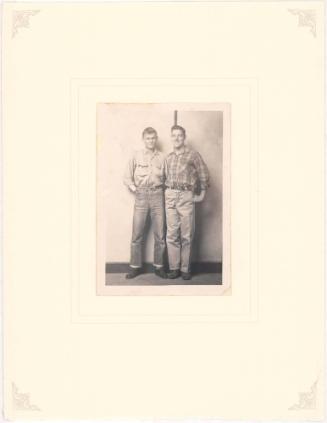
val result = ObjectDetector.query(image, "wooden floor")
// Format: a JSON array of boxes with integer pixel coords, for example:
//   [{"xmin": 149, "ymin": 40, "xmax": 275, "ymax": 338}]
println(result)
[{"xmin": 106, "ymin": 272, "xmax": 222, "ymax": 286}]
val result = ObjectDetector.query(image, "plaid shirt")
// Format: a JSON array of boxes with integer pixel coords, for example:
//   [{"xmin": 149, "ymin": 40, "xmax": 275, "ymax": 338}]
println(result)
[{"xmin": 164, "ymin": 146, "xmax": 210, "ymax": 191}]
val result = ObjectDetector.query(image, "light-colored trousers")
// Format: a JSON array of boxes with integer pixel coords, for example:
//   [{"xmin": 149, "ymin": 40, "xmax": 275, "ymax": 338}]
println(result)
[
  {"xmin": 165, "ymin": 188, "xmax": 195, "ymax": 273},
  {"xmin": 130, "ymin": 187, "xmax": 166, "ymax": 268}
]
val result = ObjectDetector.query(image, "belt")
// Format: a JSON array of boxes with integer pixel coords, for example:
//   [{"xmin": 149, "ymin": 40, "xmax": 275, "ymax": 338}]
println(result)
[
  {"xmin": 136, "ymin": 186, "xmax": 163, "ymax": 191},
  {"xmin": 166, "ymin": 183, "xmax": 193, "ymax": 191}
]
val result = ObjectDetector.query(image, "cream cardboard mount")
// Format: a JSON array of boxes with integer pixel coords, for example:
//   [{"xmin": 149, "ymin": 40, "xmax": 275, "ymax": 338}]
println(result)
[{"xmin": 1, "ymin": 1, "xmax": 325, "ymax": 421}]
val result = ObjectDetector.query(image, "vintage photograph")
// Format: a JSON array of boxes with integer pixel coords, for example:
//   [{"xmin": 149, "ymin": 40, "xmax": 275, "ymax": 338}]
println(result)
[{"xmin": 97, "ymin": 103, "xmax": 230, "ymax": 294}]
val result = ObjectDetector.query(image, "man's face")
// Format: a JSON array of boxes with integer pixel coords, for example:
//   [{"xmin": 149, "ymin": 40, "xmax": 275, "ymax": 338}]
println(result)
[
  {"xmin": 143, "ymin": 132, "xmax": 157, "ymax": 150},
  {"xmin": 171, "ymin": 129, "xmax": 185, "ymax": 149}
]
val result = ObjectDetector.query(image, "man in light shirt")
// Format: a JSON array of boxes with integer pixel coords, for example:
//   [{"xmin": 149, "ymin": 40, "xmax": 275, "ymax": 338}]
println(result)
[{"xmin": 124, "ymin": 127, "xmax": 167, "ymax": 279}]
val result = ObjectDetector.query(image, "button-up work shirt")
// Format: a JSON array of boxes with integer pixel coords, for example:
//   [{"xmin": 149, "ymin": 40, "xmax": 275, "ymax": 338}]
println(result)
[
  {"xmin": 124, "ymin": 149, "xmax": 165, "ymax": 188},
  {"xmin": 164, "ymin": 146, "xmax": 210, "ymax": 191}
]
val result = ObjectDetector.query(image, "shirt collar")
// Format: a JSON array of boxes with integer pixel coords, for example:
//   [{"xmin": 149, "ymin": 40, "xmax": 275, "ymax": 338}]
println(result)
[
  {"xmin": 143, "ymin": 148, "xmax": 158, "ymax": 156},
  {"xmin": 174, "ymin": 146, "xmax": 189, "ymax": 156}
]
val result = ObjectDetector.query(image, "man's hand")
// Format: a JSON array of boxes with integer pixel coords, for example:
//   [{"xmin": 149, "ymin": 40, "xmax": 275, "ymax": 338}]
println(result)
[
  {"xmin": 129, "ymin": 184, "xmax": 137, "ymax": 193},
  {"xmin": 193, "ymin": 190, "xmax": 206, "ymax": 203}
]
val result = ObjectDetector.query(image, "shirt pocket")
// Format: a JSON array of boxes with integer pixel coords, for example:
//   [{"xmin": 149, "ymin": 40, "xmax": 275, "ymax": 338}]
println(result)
[{"xmin": 135, "ymin": 162, "xmax": 149, "ymax": 177}]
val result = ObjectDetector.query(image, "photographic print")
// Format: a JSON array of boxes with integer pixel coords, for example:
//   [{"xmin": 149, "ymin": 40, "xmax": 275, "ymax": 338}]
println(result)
[{"xmin": 96, "ymin": 103, "xmax": 231, "ymax": 295}]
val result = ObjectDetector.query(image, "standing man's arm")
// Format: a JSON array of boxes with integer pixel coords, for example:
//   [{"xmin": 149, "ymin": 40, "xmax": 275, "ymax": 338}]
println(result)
[
  {"xmin": 123, "ymin": 154, "xmax": 137, "ymax": 192},
  {"xmin": 163, "ymin": 156, "xmax": 168, "ymax": 185},
  {"xmin": 193, "ymin": 152, "xmax": 210, "ymax": 202},
  {"xmin": 193, "ymin": 190, "xmax": 206, "ymax": 203}
]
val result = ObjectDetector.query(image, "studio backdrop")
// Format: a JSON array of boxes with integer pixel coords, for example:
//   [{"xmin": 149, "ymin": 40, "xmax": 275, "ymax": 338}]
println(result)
[{"xmin": 97, "ymin": 103, "xmax": 224, "ymax": 279}]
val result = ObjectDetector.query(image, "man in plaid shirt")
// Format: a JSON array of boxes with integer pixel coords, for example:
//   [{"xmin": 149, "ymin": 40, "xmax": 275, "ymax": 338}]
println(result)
[{"xmin": 164, "ymin": 125, "xmax": 210, "ymax": 280}]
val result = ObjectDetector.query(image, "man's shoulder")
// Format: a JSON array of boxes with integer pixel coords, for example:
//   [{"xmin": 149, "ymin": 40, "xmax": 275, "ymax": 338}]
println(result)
[
  {"xmin": 155, "ymin": 150, "xmax": 165, "ymax": 158},
  {"xmin": 185, "ymin": 147, "xmax": 199, "ymax": 157},
  {"xmin": 131, "ymin": 149, "xmax": 145, "ymax": 159}
]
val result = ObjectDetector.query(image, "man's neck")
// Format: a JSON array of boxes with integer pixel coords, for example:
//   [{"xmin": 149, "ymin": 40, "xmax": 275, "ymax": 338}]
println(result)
[
  {"xmin": 174, "ymin": 145, "xmax": 185, "ymax": 155},
  {"xmin": 144, "ymin": 147, "xmax": 156, "ymax": 154}
]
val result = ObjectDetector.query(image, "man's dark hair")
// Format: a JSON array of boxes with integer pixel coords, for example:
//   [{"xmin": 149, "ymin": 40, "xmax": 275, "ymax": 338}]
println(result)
[
  {"xmin": 171, "ymin": 125, "xmax": 186, "ymax": 136},
  {"xmin": 142, "ymin": 127, "xmax": 157, "ymax": 138}
]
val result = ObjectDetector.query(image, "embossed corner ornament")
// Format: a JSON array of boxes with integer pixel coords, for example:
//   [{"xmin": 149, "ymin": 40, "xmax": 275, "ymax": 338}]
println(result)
[
  {"xmin": 289, "ymin": 379, "xmax": 318, "ymax": 410},
  {"xmin": 288, "ymin": 9, "xmax": 316, "ymax": 37},
  {"xmin": 12, "ymin": 10, "xmax": 40, "ymax": 39},
  {"xmin": 12, "ymin": 383, "xmax": 41, "ymax": 411}
]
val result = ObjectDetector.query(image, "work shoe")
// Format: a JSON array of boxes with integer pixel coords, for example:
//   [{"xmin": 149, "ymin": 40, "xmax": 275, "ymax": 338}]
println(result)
[
  {"xmin": 125, "ymin": 267, "xmax": 142, "ymax": 279},
  {"xmin": 181, "ymin": 271, "xmax": 192, "ymax": 280},
  {"xmin": 167, "ymin": 269, "xmax": 181, "ymax": 279},
  {"xmin": 154, "ymin": 268, "xmax": 167, "ymax": 279}
]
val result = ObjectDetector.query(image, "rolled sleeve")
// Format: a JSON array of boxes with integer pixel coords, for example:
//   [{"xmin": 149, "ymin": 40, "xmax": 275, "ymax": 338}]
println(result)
[
  {"xmin": 123, "ymin": 155, "xmax": 135, "ymax": 188},
  {"xmin": 163, "ymin": 157, "xmax": 168, "ymax": 180},
  {"xmin": 193, "ymin": 152, "xmax": 210, "ymax": 190}
]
